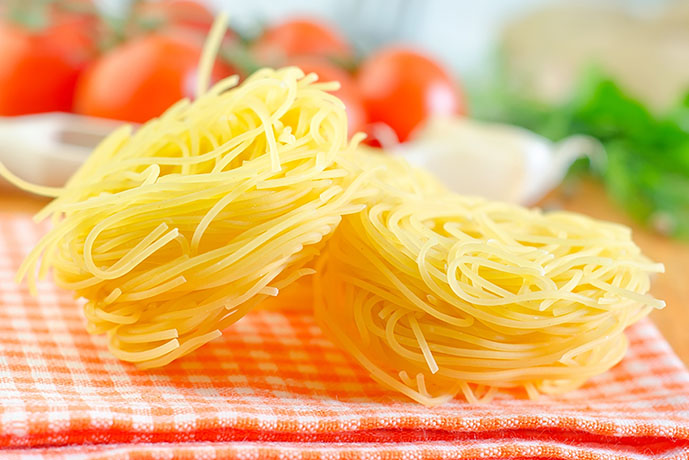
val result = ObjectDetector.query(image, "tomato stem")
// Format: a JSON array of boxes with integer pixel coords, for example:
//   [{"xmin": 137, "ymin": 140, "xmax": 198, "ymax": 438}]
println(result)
[
  {"xmin": 220, "ymin": 44, "xmax": 261, "ymax": 77},
  {"xmin": 7, "ymin": 0, "xmax": 50, "ymax": 31}
]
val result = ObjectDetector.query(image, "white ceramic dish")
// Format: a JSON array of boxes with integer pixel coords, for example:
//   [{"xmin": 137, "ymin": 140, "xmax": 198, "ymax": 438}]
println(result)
[{"xmin": 392, "ymin": 117, "xmax": 603, "ymax": 205}]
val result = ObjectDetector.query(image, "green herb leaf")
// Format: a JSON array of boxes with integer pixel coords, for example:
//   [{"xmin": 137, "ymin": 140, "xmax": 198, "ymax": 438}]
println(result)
[{"xmin": 480, "ymin": 67, "xmax": 689, "ymax": 239}]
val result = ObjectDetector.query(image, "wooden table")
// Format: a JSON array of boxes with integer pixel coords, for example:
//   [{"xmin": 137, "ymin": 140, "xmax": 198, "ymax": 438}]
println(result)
[{"xmin": 2, "ymin": 180, "xmax": 688, "ymax": 366}]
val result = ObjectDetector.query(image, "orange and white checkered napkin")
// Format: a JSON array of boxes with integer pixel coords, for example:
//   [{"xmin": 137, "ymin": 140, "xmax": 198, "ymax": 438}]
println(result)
[{"xmin": 1, "ymin": 213, "xmax": 689, "ymax": 460}]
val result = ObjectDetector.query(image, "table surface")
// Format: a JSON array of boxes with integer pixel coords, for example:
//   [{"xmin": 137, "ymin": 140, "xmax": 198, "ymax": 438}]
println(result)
[{"xmin": 1, "ymin": 180, "xmax": 688, "ymax": 366}]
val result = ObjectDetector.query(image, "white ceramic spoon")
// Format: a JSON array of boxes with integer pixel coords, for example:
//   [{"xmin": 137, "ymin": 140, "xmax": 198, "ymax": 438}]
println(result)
[{"xmin": 0, "ymin": 113, "xmax": 123, "ymax": 189}]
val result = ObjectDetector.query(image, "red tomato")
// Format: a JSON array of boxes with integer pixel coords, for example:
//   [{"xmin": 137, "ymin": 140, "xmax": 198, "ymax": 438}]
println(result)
[
  {"xmin": 289, "ymin": 57, "xmax": 366, "ymax": 137},
  {"xmin": 135, "ymin": 0, "xmax": 215, "ymax": 33},
  {"xmin": 74, "ymin": 31, "xmax": 233, "ymax": 123},
  {"xmin": 253, "ymin": 18, "xmax": 352, "ymax": 66},
  {"xmin": 0, "ymin": 17, "xmax": 95, "ymax": 115},
  {"xmin": 357, "ymin": 47, "xmax": 464, "ymax": 143}
]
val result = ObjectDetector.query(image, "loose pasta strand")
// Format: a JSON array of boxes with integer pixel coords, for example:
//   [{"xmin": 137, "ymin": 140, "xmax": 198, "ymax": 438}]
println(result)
[
  {"xmin": 10, "ymin": 65, "xmax": 364, "ymax": 369},
  {"xmin": 0, "ymin": 15, "xmax": 665, "ymax": 407},
  {"xmin": 314, "ymin": 148, "xmax": 665, "ymax": 406}
]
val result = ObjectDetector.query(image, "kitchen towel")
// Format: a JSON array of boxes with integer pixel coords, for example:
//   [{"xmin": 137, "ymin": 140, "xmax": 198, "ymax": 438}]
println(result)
[{"xmin": 1, "ymin": 213, "xmax": 688, "ymax": 459}]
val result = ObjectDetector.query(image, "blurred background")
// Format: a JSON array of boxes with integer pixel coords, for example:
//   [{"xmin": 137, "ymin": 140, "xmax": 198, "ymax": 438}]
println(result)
[
  {"xmin": 0, "ymin": 0, "xmax": 688, "ymax": 361},
  {"xmin": 3, "ymin": 0, "xmax": 689, "ymax": 234}
]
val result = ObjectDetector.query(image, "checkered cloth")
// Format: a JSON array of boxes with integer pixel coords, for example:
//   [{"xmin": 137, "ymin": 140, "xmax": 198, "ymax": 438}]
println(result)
[{"xmin": 1, "ymin": 213, "xmax": 689, "ymax": 459}]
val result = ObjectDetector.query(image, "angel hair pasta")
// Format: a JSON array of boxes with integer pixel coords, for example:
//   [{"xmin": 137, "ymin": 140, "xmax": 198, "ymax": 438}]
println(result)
[
  {"xmin": 0, "ymin": 13, "xmax": 666, "ymax": 404},
  {"xmin": 7, "ymin": 64, "xmax": 374, "ymax": 369},
  {"xmin": 315, "ymin": 153, "xmax": 665, "ymax": 406}
]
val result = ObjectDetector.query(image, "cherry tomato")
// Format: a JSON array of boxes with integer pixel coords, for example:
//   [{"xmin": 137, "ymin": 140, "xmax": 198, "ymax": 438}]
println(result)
[
  {"xmin": 135, "ymin": 0, "xmax": 215, "ymax": 33},
  {"xmin": 253, "ymin": 18, "xmax": 352, "ymax": 66},
  {"xmin": 289, "ymin": 57, "xmax": 366, "ymax": 137},
  {"xmin": 357, "ymin": 47, "xmax": 464, "ymax": 143},
  {"xmin": 74, "ymin": 30, "xmax": 233, "ymax": 123},
  {"xmin": 0, "ymin": 14, "xmax": 96, "ymax": 115}
]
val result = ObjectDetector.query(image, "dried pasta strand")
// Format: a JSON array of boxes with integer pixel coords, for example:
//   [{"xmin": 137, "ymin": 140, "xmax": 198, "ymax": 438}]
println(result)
[
  {"xmin": 1, "ymin": 13, "xmax": 666, "ymax": 407},
  {"xmin": 9, "ymin": 65, "xmax": 366, "ymax": 369},
  {"xmin": 314, "ymin": 148, "xmax": 665, "ymax": 406}
]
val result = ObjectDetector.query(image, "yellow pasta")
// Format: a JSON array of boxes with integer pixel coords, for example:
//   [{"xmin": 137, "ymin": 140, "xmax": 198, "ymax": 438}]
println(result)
[
  {"xmin": 14, "ymin": 66, "xmax": 370, "ymax": 369},
  {"xmin": 1, "ymin": 13, "xmax": 666, "ymax": 405},
  {"xmin": 315, "ymin": 152, "xmax": 665, "ymax": 406}
]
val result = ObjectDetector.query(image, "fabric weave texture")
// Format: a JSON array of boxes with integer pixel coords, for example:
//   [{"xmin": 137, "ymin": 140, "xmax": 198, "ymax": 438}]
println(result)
[{"xmin": 0, "ymin": 213, "xmax": 688, "ymax": 459}]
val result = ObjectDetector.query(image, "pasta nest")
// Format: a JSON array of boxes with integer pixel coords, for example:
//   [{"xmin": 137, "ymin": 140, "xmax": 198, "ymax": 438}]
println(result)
[
  {"xmin": 21, "ymin": 68, "xmax": 369, "ymax": 368},
  {"xmin": 316, "ymin": 158, "xmax": 665, "ymax": 406}
]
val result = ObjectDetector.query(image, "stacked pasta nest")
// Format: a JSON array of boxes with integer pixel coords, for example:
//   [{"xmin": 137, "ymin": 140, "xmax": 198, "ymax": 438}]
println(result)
[{"xmin": 10, "ymin": 60, "xmax": 664, "ymax": 405}]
